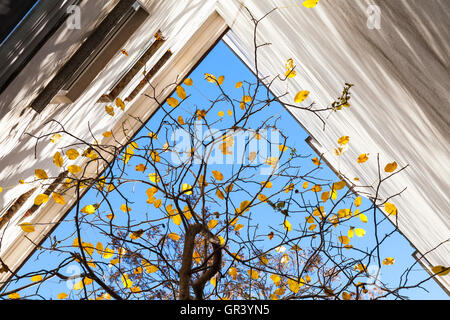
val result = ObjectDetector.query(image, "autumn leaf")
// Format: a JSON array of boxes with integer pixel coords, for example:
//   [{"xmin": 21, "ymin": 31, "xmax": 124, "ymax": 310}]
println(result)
[
  {"xmin": 168, "ymin": 232, "xmax": 180, "ymax": 241},
  {"xmin": 135, "ymin": 164, "xmax": 147, "ymax": 172},
  {"xmin": 385, "ymin": 202, "xmax": 398, "ymax": 216},
  {"xmin": 235, "ymin": 81, "xmax": 243, "ymax": 88},
  {"xmin": 115, "ymin": 98, "xmax": 125, "ymax": 111},
  {"xmin": 53, "ymin": 152, "xmax": 63, "ymax": 167},
  {"xmin": 50, "ymin": 133, "xmax": 62, "ymax": 144},
  {"xmin": 338, "ymin": 136, "xmax": 349, "ymax": 145},
  {"xmin": 294, "ymin": 90, "xmax": 310, "ymax": 103},
  {"xmin": 184, "ymin": 78, "xmax": 193, "ymax": 86},
  {"xmin": 384, "ymin": 161, "xmax": 398, "ymax": 173},
  {"xmin": 283, "ymin": 220, "xmax": 292, "ymax": 232},
  {"xmin": 57, "ymin": 293, "xmax": 68, "ymax": 300},
  {"xmin": 167, "ymin": 97, "xmax": 179, "ymax": 107},
  {"xmin": 8, "ymin": 293, "xmax": 20, "ymax": 300},
  {"xmin": 357, "ymin": 154, "xmax": 369, "ymax": 163},
  {"xmin": 52, "ymin": 192, "xmax": 66, "ymax": 205},
  {"xmin": 130, "ymin": 229, "xmax": 144, "ymax": 240},
  {"xmin": 176, "ymin": 86, "xmax": 187, "ymax": 100},
  {"xmin": 303, "ymin": 0, "xmax": 319, "ymax": 8},
  {"xmin": 431, "ymin": 266, "xmax": 450, "ymax": 276},
  {"xmin": 338, "ymin": 235, "xmax": 350, "ymax": 245},
  {"xmin": 212, "ymin": 170, "xmax": 224, "ymax": 181},
  {"xmin": 34, "ymin": 194, "xmax": 49, "ymax": 206},
  {"xmin": 35, "ymin": 169, "xmax": 48, "ymax": 180},
  {"xmin": 312, "ymin": 157, "xmax": 321, "ymax": 166},
  {"xmin": 81, "ymin": 205, "xmax": 96, "ymax": 215},
  {"xmin": 383, "ymin": 257, "xmax": 395, "ymax": 266},
  {"xmin": 354, "ymin": 196, "xmax": 362, "ymax": 207},
  {"xmin": 20, "ymin": 223, "xmax": 35, "ymax": 233},
  {"xmin": 31, "ymin": 275, "xmax": 43, "ymax": 282},
  {"xmin": 248, "ymin": 270, "xmax": 259, "ymax": 280},
  {"xmin": 181, "ymin": 183, "xmax": 193, "ymax": 195},
  {"xmin": 120, "ymin": 204, "xmax": 131, "ymax": 213},
  {"xmin": 105, "ymin": 105, "xmax": 115, "ymax": 116},
  {"xmin": 354, "ymin": 228, "xmax": 366, "ymax": 237},
  {"xmin": 208, "ymin": 219, "xmax": 218, "ymax": 230},
  {"xmin": 68, "ymin": 165, "xmax": 82, "ymax": 174}
]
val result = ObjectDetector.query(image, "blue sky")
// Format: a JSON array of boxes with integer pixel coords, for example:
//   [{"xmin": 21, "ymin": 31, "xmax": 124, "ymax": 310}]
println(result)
[{"xmin": 4, "ymin": 40, "xmax": 447, "ymax": 300}]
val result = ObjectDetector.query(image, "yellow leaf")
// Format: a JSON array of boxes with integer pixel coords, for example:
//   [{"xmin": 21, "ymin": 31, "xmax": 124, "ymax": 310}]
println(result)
[
  {"xmin": 53, "ymin": 152, "xmax": 64, "ymax": 167},
  {"xmin": 354, "ymin": 197, "xmax": 362, "ymax": 207},
  {"xmin": 354, "ymin": 228, "xmax": 366, "ymax": 237},
  {"xmin": 294, "ymin": 90, "xmax": 310, "ymax": 103},
  {"xmin": 303, "ymin": 182, "xmax": 309, "ymax": 189},
  {"xmin": 303, "ymin": 0, "xmax": 319, "ymax": 8},
  {"xmin": 321, "ymin": 191, "xmax": 330, "ymax": 203},
  {"xmin": 176, "ymin": 86, "xmax": 187, "ymax": 100},
  {"xmin": 212, "ymin": 170, "xmax": 224, "ymax": 181},
  {"xmin": 66, "ymin": 149, "xmax": 79, "ymax": 160},
  {"xmin": 103, "ymin": 247, "xmax": 114, "ymax": 259},
  {"xmin": 234, "ymin": 224, "xmax": 244, "ymax": 232},
  {"xmin": 181, "ymin": 183, "xmax": 192, "ymax": 195},
  {"xmin": 216, "ymin": 189, "xmax": 225, "ymax": 200},
  {"xmin": 121, "ymin": 274, "xmax": 133, "ymax": 288},
  {"xmin": 342, "ymin": 292, "xmax": 352, "ymax": 300},
  {"xmin": 312, "ymin": 157, "xmax": 321, "ymax": 166},
  {"xmin": 184, "ymin": 78, "xmax": 193, "ymax": 86},
  {"xmin": 149, "ymin": 173, "xmax": 160, "ymax": 183},
  {"xmin": 338, "ymin": 235, "xmax": 350, "ymax": 245},
  {"xmin": 205, "ymin": 73, "xmax": 216, "ymax": 83},
  {"xmin": 177, "ymin": 115, "xmax": 185, "ymax": 125},
  {"xmin": 168, "ymin": 232, "xmax": 180, "ymax": 241},
  {"xmin": 105, "ymin": 105, "xmax": 115, "ymax": 116},
  {"xmin": 115, "ymin": 98, "xmax": 125, "ymax": 111},
  {"xmin": 135, "ymin": 164, "xmax": 147, "ymax": 172},
  {"xmin": 68, "ymin": 165, "xmax": 82, "ymax": 174},
  {"xmin": 311, "ymin": 185, "xmax": 322, "ymax": 193},
  {"xmin": 120, "ymin": 204, "xmax": 131, "ymax": 213},
  {"xmin": 431, "ymin": 266, "xmax": 450, "ymax": 276},
  {"xmin": 227, "ymin": 109, "xmax": 233, "ymax": 116},
  {"xmin": 95, "ymin": 242, "xmax": 104, "ymax": 255},
  {"xmin": 167, "ymin": 97, "xmax": 179, "ymax": 107},
  {"xmin": 208, "ymin": 219, "xmax": 218, "ymax": 230},
  {"xmin": 384, "ymin": 161, "xmax": 398, "ymax": 173},
  {"xmin": 35, "ymin": 169, "xmax": 48, "ymax": 180},
  {"xmin": 347, "ymin": 228, "xmax": 354, "ymax": 239},
  {"xmin": 218, "ymin": 111, "xmax": 224, "ymax": 117},
  {"xmin": 217, "ymin": 75, "xmax": 225, "ymax": 86},
  {"xmin": 229, "ymin": 267, "xmax": 238, "ymax": 280},
  {"xmin": 359, "ymin": 213, "xmax": 368, "ymax": 223},
  {"xmin": 210, "ymin": 277, "xmax": 217, "ymax": 287},
  {"xmin": 383, "ymin": 257, "xmax": 395, "ymax": 266},
  {"xmin": 57, "ymin": 293, "xmax": 68, "ymax": 300},
  {"xmin": 248, "ymin": 270, "xmax": 259, "ymax": 280},
  {"xmin": 337, "ymin": 136, "xmax": 349, "ymax": 145},
  {"xmin": 8, "ymin": 293, "xmax": 20, "ymax": 300},
  {"xmin": 130, "ymin": 229, "xmax": 144, "ymax": 240},
  {"xmin": 31, "ymin": 275, "xmax": 43, "ymax": 282},
  {"xmin": 271, "ymin": 274, "xmax": 281, "ymax": 284},
  {"xmin": 288, "ymin": 278, "xmax": 304, "ymax": 293},
  {"xmin": 50, "ymin": 133, "xmax": 62, "ymax": 143},
  {"xmin": 283, "ymin": 220, "xmax": 292, "ymax": 232},
  {"xmin": 235, "ymin": 81, "xmax": 243, "ymax": 88},
  {"xmin": 258, "ymin": 193, "xmax": 268, "ymax": 202},
  {"xmin": 81, "ymin": 205, "xmax": 96, "ymax": 215},
  {"xmin": 34, "ymin": 194, "xmax": 49, "ymax": 206},
  {"xmin": 333, "ymin": 181, "xmax": 346, "ymax": 190},
  {"xmin": 52, "ymin": 192, "xmax": 66, "ymax": 205},
  {"xmin": 262, "ymin": 181, "xmax": 273, "ymax": 189},
  {"xmin": 357, "ymin": 154, "xmax": 369, "ymax": 164},
  {"xmin": 385, "ymin": 202, "xmax": 398, "ymax": 216},
  {"xmin": 154, "ymin": 199, "xmax": 162, "ymax": 208}
]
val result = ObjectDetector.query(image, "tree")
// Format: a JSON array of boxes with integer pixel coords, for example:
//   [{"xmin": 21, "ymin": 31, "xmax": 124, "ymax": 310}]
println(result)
[{"xmin": 1, "ymin": 6, "xmax": 448, "ymax": 301}]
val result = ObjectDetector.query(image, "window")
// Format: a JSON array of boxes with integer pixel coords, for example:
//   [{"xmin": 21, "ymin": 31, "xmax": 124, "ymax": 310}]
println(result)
[
  {"xmin": 30, "ymin": 0, "xmax": 149, "ymax": 112},
  {"xmin": 0, "ymin": 0, "xmax": 80, "ymax": 94}
]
